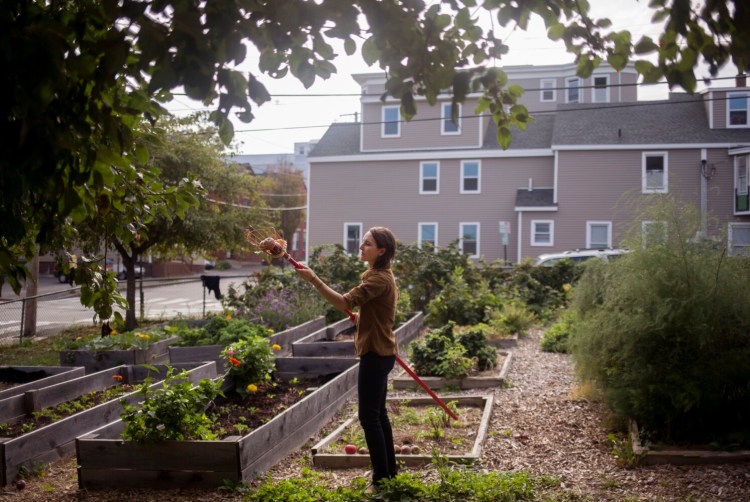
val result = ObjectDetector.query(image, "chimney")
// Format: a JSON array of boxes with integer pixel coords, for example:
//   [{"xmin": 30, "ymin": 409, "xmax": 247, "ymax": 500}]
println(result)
[{"xmin": 737, "ymin": 73, "xmax": 747, "ymax": 88}]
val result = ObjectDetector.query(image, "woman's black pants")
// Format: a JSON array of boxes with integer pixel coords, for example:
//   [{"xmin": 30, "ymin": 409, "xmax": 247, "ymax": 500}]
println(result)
[{"xmin": 358, "ymin": 352, "xmax": 397, "ymax": 486}]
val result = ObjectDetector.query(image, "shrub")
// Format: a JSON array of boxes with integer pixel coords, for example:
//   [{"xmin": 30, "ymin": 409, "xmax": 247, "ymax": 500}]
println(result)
[
  {"xmin": 540, "ymin": 310, "xmax": 577, "ymax": 353},
  {"xmin": 410, "ymin": 323, "xmax": 497, "ymax": 377},
  {"xmin": 426, "ymin": 267, "xmax": 499, "ymax": 327},
  {"xmin": 222, "ymin": 336, "xmax": 276, "ymax": 395},
  {"xmin": 308, "ymin": 244, "xmax": 366, "ymax": 322},
  {"xmin": 455, "ymin": 327, "xmax": 498, "ymax": 371},
  {"xmin": 570, "ymin": 197, "xmax": 750, "ymax": 445},
  {"xmin": 171, "ymin": 315, "xmax": 273, "ymax": 347},
  {"xmin": 120, "ymin": 369, "xmax": 223, "ymax": 443}
]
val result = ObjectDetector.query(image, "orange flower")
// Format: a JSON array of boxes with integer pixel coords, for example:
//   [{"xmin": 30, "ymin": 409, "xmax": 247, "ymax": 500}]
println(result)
[
  {"xmin": 112, "ymin": 375, "xmax": 123, "ymax": 382},
  {"xmin": 246, "ymin": 384, "xmax": 258, "ymax": 393},
  {"xmin": 228, "ymin": 357, "xmax": 241, "ymax": 367}
]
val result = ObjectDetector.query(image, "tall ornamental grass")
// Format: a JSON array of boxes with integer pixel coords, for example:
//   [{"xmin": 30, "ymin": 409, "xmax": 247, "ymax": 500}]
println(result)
[{"xmin": 570, "ymin": 198, "xmax": 750, "ymax": 445}]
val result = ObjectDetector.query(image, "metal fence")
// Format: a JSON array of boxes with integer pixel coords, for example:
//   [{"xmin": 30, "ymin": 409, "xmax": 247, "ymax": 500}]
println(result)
[{"xmin": 0, "ymin": 274, "xmax": 251, "ymax": 345}]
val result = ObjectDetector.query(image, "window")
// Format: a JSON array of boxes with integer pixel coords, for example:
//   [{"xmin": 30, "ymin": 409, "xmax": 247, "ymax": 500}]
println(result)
[
  {"xmin": 729, "ymin": 223, "xmax": 750, "ymax": 255},
  {"xmin": 566, "ymin": 77, "xmax": 581, "ymax": 103},
  {"xmin": 343, "ymin": 223, "xmax": 362, "ymax": 255},
  {"xmin": 420, "ymin": 161, "xmax": 439, "ymax": 194},
  {"xmin": 441, "ymin": 103, "xmax": 461, "ymax": 134},
  {"xmin": 593, "ymin": 75, "xmax": 609, "ymax": 103},
  {"xmin": 642, "ymin": 221, "xmax": 667, "ymax": 248},
  {"xmin": 382, "ymin": 106, "xmax": 400, "ymax": 137},
  {"xmin": 459, "ymin": 223, "xmax": 479, "ymax": 257},
  {"xmin": 642, "ymin": 152, "xmax": 668, "ymax": 193},
  {"xmin": 540, "ymin": 79, "xmax": 556, "ymax": 102},
  {"xmin": 418, "ymin": 223, "xmax": 438, "ymax": 250},
  {"xmin": 586, "ymin": 221, "xmax": 612, "ymax": 248},
  {"xmin": 531, "ymin": 220, "xmax": 554, "ymax": 246},
  {"xmin": 738, "ymin": 155, "xmax": 748, "ymax": 196},
  {"xmin": 728, "ymin": 92, "xmax": 749, "ymax": 127},
  {"xmin": 292, "ymin": 230, "xmax": 300, "ymax": 251},
  {"xmin": 460, "ymin": 160, "xmax": 481, "ymax": 194}
]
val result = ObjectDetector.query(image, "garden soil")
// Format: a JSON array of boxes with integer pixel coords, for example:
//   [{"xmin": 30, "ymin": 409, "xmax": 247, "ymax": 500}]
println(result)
[{"xmin": 7, "ymin": 329, "xmax": 750, "ymax": 501}]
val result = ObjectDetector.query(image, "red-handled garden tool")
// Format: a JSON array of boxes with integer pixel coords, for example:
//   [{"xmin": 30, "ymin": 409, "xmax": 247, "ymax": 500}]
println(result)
[{"xmin": 245, "ymin": 226, "xmax": 459, "ymax": 420}]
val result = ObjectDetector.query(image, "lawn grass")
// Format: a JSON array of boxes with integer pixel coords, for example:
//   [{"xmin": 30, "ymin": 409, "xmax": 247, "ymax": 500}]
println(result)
[{"xmin": 0, "ymin": 325, "xmax": 99, "ymax": 366}]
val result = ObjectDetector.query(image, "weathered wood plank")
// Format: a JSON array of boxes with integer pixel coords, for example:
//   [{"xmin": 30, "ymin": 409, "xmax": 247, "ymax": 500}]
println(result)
[
  {"xmin": 24, "ymin": 367, "xmax": 124, "ymax": 413},
  {"xmin": 59, "ymin": 337, "xmax": 178, "ymax": 374},
  {"xmin": 0, "ymin": 396, "xmax": 25, "ymax": 424},
  {"xmin": 0, "ymin": 366, "xmax": 85, "ymax": 401},
  {"xmin": 274, "ymin": 357, "xmax": 358, "ymax": 380},
  {"xmin": 0, "ymin": 362, "xmax": 217, "ymax": 486},
  {"xmin": 393, "ymin": 350, "xmax": 510, "ymax": 390},
  {"xmin": 312, "ymin": 394, "xmax": 491, "ymax": 469},
  {"xmin": 77, "ymin": 467, "xmax": 238, "ymax": 490}
]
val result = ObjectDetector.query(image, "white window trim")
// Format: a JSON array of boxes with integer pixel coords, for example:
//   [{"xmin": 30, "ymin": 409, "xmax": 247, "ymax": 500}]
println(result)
[
  {"xmin": 727, "ymin": 91, "xmax": 749, "ymax": 128},
  {"xmin": 419, "ymin": 161, "xmax": 440, "ymax": 195},
  {"xmin": 459, "ymin": 222, "xmax": 480, "ymax": 258},
  {"xmin": 343, "ymin": 222, "xmax": 362, "ymax": 255},
  {"xmin": 441, "ymin": 102, "xmax": 461, "ymax": 135},
  {"xmin": 460, "ymin": 160, "xmax": 481, "ymax": 194},
  {"xmin": 642, "ymin": 220, "xmax": 667, "ymax": 248},
  {"xmin": 592, "ymin": 74, "xmax": 610, "ymax": 103},
  {"xmin": 642, "ymin": 151, "xmax": 669, "ymax": 194},
  {"xmin": 565, "ymin": 77, "xmax": 581, "ymax": 103},
  {"xmin": 586, "ymin": 221, "xmax": 612, "ymax": 248},
  {"xmin": 540, "ymin": 79, "xmax": 556, "ymax": 102},
  {"xmin": 531, "ymin": 220, "xmax": 554, "ymax": 247},
  {"xmin": 728, "ymin": 222, "xmax": 750, "ymax": 255},
  {"xmin": 418, "ymin": 222, "xmax": 439, "ymax": 251},
  {"xmin": 737, "ymin": 155, "xmax": 748, "ymax": 196},
  {"xmin": 381, "ymin": 105, "xmax": 400, "ymax": 137}
]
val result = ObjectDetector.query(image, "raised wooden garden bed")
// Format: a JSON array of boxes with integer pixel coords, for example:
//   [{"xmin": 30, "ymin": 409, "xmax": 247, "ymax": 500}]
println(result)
[
  {"xmin": 0, "ymin": 361, "xmax": 217, "ymax": 485},
  {"xmin": 486, "ymin": 333, "xmax": 518, "ymax": 349},
  {"xmin": 0, "ymin": 366, "xmax": 85, "ymax": 401},
  {"xmin": 629, "ymin": 420, "xmax": 750, "ymax": 466},
  {"xmin": 59, "ymin": 336, "xmax": 180, "ymax": 374},
  {"xmin": 169, "ymin": 316, "xmax": 326, "ymax": 371},
  {"xmin": 392, "ymin": 350, "xmax": 512, "ymax": 390},
  {"xmin": 311, "ymin": 394, "xmax": 494, "ymax": 468},
  {"xmin": 76, "ymin": 363, "xmax": 360, "ymax": 489},
  {"xmin": 291, "ymin": 312, "xmax": 424, "ymax": 358}
]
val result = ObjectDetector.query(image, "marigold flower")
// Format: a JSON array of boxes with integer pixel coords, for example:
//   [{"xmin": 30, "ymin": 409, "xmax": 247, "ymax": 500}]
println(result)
[
  {"xmin": 136, "ymin": 333, "xmax": 150, "ymax": 340},
  {"xmin": 225, "ymin": 313, "xmax": 232, "ymax": 320},
  {"xmin": 228, "ymin": 357, "xmax": 241, "ymax": 367},
  {"xmin": 271, "ymin": 344, "xmax": 281, "ymax": 351},
  {"xmin": 112, "ymin": 375, "xmax": 123, "ymax": 382},
  {"xmin": 111, "ymin": 329, "xmax": 118, "ymax": 335},
  {"xmin": 247, "ymin": 384, "xmax": 258, "ymax": 393}
]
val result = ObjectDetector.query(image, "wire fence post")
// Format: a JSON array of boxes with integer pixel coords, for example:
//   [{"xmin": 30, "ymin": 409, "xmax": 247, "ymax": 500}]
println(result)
[
  {"xmin": 19, "ymin": 298, "xmax": 26, "ymax": 344},
  {"xmin": 202, "ymin": 285, "xmax": 206, "ymax": 319}
]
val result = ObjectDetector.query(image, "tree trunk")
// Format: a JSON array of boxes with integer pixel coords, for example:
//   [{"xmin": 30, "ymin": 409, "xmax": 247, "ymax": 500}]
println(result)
[
  {"xmin": 22, "ymin": 253, "xmax": 39, "ymax": 338},
  {"xmin": 123, "ymin": 257, "xmax": 137, "ymax": 330}
]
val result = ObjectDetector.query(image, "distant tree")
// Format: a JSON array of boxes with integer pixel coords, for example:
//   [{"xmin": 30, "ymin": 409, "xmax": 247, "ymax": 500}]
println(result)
[
  {"xmin": 75, "ymin": 115, "xmax": 268, "ymax": 329},
  {"xmin": 261, "ymin": 165, "xmax": 307, "ymax": 253},
  {"xmin": 2, "ymin": 0, "xmax": 747, "ymax": 289}
]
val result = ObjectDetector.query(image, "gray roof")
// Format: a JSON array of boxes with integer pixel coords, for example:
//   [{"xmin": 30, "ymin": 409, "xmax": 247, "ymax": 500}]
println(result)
[
  {"xmin": 309, "ymin": 94, "xmax": 749, "ymax": 158},
  {"xmin": 515, "ymin": 188, "xmax": 556, "ymax": 208},
  {"xmin": 552, "ymin": 94, "xmax": 750, "ymax": 146}
]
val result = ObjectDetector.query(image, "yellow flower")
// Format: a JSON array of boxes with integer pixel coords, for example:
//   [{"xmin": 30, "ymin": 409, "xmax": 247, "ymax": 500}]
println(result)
[
  {"xmin": 111, "ymin": 329, "xmax": 118, "ymax": 335},
  {"xmin": 271, "ymin": 344, "xmax": 281, "ymax": 351},
  {"xmin": 75, "ymin": 336, "xmax": 82, "ymax": 341},
  {"xmin": 562, "ymin": 283, "xmax": 572, "ymax": 293},
  {"xmin": 225, "ymin": 313, "xmax": 232, "ymax": 320},
  {"xmin": 247, "ymin": 384, "xmax": 258, "ymax": 393},
  {"xmin": 136, "ymin": 333, "xmax": 151, "ymax": 340}
]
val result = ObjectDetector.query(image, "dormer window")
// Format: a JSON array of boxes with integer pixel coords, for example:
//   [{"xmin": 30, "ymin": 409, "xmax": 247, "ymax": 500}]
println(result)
[
  {"xmin": 566, "ymin": 77, "xmax": 581, "ymax": 103},
  {"xmin": 382, "ymin": 106, "xmax": 400, "ymax": 137},
  {"xmin": 728, "ymin": 92, "xmax": 749, "ymax": 127},
  {"xmin": 441, "ymin": 103, "xmax": 461, "ymax": 134},
  {"xmin": 593, "ymin": 75, "xmax": 609, "ymax": 103}
]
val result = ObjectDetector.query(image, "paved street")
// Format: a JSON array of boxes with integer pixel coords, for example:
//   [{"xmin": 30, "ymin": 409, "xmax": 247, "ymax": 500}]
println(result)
[{"xmin": 0, "ymin": 267, "xmax": 260, "ymax": 341}]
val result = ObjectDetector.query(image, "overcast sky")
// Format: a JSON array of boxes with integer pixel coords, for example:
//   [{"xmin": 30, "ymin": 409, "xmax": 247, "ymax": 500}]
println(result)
[{"xmin": 166, "ymin": 0, "xmax": 740, "ymax": 156}]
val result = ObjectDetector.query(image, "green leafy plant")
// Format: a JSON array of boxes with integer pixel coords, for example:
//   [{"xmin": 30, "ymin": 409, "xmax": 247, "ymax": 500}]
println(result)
[
  {"xmin": 57, "ymin": 327, "xmax": 168, "ymax": 351},
  {"xmin": 171, "ymin": 315, "xmax": 273, "ymax": 347},
  {"xmin": 410, "ymin": 323, "xmax": 498, "ymax": 378},
  {"xmin": 426, "ymin": 267, "xmax": 499, "ymax": 327},
  {"xmin": 222, "ymin": 336, "xmax": 276, "ymax": 395},
  {"xmin": 120, "ymin": 369, "xmax": 223, "ymax": 443},
  {"xmin": 540, "ymin": 310, "xmax": 578, "ymax": 353}
]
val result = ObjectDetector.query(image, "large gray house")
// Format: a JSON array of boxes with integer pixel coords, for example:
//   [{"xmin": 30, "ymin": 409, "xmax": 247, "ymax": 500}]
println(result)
[{"xmin": 306, "ymin": 63, "xmax": 750, "ymax": 263}]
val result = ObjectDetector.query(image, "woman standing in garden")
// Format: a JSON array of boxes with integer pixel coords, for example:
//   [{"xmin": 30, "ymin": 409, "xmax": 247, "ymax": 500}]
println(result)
[{"xmin": 296, "ymin": 226, "xmax": 399, "ymax": 490}]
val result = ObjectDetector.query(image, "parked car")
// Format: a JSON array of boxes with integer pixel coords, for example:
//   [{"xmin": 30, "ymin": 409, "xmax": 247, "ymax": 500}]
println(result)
[
  {"xmin": 115, "ymin": 263, "xmax": 144, "ymax": 280},
  {"xmin": 534, "ymin": 248, "xmax": 629, "ymax": 267}
]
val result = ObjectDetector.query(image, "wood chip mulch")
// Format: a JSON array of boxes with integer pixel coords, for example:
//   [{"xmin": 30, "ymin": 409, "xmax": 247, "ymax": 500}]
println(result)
[{"xmin": 7, "ymin": 329, "xmax": 750, "ymax": 501}]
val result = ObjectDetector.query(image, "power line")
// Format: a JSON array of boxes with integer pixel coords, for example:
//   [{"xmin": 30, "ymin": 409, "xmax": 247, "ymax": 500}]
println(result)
[{"xmin": 205, "ymin": 197, "xmax": 305, "ymax": 211}]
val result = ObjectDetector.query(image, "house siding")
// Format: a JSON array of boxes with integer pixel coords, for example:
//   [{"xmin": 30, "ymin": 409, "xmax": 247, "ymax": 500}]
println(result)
[
  {"xmin": 309, "ymin": 156, "xmax": 553, "ymax": 263},
  {"xmin": 361, "ymin": 98, "xmax": 484, "ymax": 151}
]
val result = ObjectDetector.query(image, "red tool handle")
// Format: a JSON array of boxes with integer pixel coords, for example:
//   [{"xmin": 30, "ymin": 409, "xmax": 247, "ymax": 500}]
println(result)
[{"xmin": 395, "ymin": 355, "xmax": 459, "ymax": 420}]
